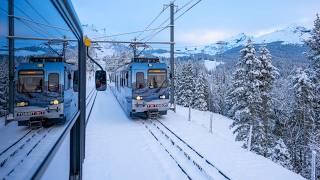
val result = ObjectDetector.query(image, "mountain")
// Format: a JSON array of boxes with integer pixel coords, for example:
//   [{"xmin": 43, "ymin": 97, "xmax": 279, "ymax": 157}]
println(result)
[{"xmin": 146, "ymin": 25, "xmax": 311, "ymax": 57}]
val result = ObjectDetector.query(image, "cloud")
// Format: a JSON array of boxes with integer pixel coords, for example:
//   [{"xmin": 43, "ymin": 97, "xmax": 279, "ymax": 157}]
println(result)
[{"xmin": 176, "ymin": 29, "xmax": 234, "ymax": 45}]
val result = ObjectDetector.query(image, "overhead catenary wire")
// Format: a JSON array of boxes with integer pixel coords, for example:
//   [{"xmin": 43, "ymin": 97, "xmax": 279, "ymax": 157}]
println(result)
[
  {"xmin": 10, "ymin": 15, "xmax": 71, "ymax": 32},
  {"xmin": 175, "ymin": 0, "xmax": 202, "ymax": 21},
  {"xmin": 139, "ymin": 0, "xmax": 195, "ymax": 41},
  {"xmin": 23, "ymin": 0, "xmax": 65, "ymax": 37},
  {"xmin": 92, "ymin": 26, "xmax": 169, "ymax": 40},
  {"xmin": 140, "ymin": 0, "xmax": 202, "ymax": 43},
  {"xmin": 135, "ymin": 5, "xmax": 170, "ymax": 39}
]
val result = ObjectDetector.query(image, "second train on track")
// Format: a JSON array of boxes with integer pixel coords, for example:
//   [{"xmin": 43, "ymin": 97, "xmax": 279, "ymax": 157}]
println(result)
[{"xmin": 110, "ymin": 57, "xmax": 170, "ymax": 118}]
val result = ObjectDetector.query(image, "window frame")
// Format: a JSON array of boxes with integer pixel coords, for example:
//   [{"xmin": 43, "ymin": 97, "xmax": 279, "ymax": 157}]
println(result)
[
  {"xmin": 48, "ymin": 73, "xmax": 60, "ymax": 93},
  {"xmin": 18, "ymin": 70, "xmax": 44, "ymax": 93},
  {"xmin": 136, "ymin": 72, "xmax": 145, "ymax": 89}
]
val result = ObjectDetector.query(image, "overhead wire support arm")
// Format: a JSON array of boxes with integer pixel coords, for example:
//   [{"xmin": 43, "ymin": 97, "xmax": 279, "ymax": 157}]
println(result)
[
  {"xmin": 91, "ymin": 40, "xmax": 174, "ymax": 45},
  {"xmin": 86, "ymin": 46, "xmax": 104, "ymax": 71}
]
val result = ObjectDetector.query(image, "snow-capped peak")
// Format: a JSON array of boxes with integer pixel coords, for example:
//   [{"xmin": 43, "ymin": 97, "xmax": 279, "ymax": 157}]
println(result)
[
  {"xmin": 254, "ymin": 25, "xmax": 310, "ymax": 45},
  {"xmin": 200, "ymin": 25, "xmax": 310, "ymax": 55}
]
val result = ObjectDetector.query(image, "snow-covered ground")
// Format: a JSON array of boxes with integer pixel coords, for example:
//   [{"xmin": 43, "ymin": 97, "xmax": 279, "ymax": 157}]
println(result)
[
  {"xmin": 162, "ymin": 106, "xmax": 305, "ymax": 180},
  {"xmin": 83, "ymin": 90, "xmax": 187, "ymax": 180},
  {"xmin": 84, "ymin": 90, "xmax": 305, "ymax": 180}
]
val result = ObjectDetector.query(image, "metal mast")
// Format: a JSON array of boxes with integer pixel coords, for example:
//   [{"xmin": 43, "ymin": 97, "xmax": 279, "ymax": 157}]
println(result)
[{"xmin": 169, "ymin": 1, "xmax": 176, "ymax": 112}]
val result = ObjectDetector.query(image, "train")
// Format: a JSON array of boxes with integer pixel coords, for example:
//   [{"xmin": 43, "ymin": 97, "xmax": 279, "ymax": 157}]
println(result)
[
  {"xmin": 110, "ymin": 57, "xmax": 170, "ymax": 118},
  {"xmin": 14, "ymin": 56, "xmax": 79, "ymax": 127}
]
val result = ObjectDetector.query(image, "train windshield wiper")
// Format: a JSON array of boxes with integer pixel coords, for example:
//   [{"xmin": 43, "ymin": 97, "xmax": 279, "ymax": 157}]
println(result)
[{"xmin": 156, "ymin": 79, "xmax": 167, "ymax": 93}]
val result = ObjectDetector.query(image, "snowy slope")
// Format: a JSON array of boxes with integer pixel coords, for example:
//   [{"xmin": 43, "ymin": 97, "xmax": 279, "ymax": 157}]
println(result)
[
  {"xmin": 161, "ymin": 106, "xmax": 306, "ymax": 180},
  {"xmin": 255, "ymin": 26, "xmax": 310, "ymax": 45}
]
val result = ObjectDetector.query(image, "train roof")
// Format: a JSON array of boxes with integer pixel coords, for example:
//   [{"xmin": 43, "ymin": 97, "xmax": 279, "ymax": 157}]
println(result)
[
  {"xmin": 30, "ymin": 56, "xmax": 63, "ymax": 63},
  {"xmin": 132, "ymin": 57, "xmax": 160, "ymax": 63},
  {"xmin": 115, "ymin": 61, "xmax": 167, "ymax": 72}
]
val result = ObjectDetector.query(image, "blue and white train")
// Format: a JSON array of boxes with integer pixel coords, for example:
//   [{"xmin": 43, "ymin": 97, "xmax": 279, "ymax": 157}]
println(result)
[
  {"xmin": 110, "ymin": 57, "xmax": 170, "ymax": 118},
  {"xmin": 14, "ymin": 56, "xmax": 79, "ymax": 126}
]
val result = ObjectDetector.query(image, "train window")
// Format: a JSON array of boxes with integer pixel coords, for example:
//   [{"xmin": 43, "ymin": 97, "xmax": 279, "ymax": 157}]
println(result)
[
  {"xmin": 121, "ymin": 73, "xmax": 123, "ymax": 87},
  {"xmin": 73, "ymin": 71, "xmax": 79, "ymax": 92},
  {"xmin": 125, "ymin": 72, "xmax": 129, "ymax": 87},
  {"xmin": 18, "ymin": 70, "xmax": 44, "ymax": 93},
  {"xmin": 48, "ymin": 73, "xmax": 60, "ymax": 92},
  {"xmin": 148, "ymin": 69, "xmax": 167, "ymax": 89},
  {"xmin": 136, "ymin": 72, "xmax": 145, "ymax": 89}
]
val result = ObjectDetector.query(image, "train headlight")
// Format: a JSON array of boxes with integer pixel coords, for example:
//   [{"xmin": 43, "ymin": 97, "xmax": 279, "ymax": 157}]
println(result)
[
  {"xmin": 16, "ymin": 102, "xmax": 28, "ymax": 107},
  {"xmin": 50, "ymin": 99, "xmax": 59, "ymax": 105},
  {"xmin": 159, "ymin": 95, "xmax": 166, "ymax": 99},
  {"xmin": 136, "ymin": 96, "xmax": 143, "ymax": 100}
]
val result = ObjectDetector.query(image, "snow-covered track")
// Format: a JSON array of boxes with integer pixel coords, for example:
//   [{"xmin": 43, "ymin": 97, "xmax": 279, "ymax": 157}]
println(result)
[
  {"xmin": 153, "ymin": 119, "xmax": 231, "ymax": 180},
  {"xmin": 86, "ymin": 90, "xmax": 98, "ymax": 124},
  {"xmin": 141, "ymin": 120, "xmax": 193, "ymax": 180},
  {"xmin": 0, "ymin": 130, "xmax": 33, "ymax": 158},
  {"xmin": 0, "ymin": 127, "xmax": 53, "ymax": 179}
]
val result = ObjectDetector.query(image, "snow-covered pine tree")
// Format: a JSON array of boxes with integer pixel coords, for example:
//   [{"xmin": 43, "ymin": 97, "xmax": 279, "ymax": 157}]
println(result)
[
  {"xmin": 0, "ymin": 59, "xmax": 8, "ymax": 116},
  {"xmin": 258, "ymin": 44, "xmax": 279, "ymax": 157},
  {"xmin": 227, "ymin": 39, "xmax": 264, "ymax": 154},
  {"xmin": 268, "ymin": 138, "xmax": 293, "ymax": 170},
  {"xmin": 177, "ymin": 61, "xmax": 195, "ymax": 107},
  {"xmin": 175, "ymin": 61, "xmax": 184, "ymax": 106},
  {"xmin": 289, "ymin": 68, "xmax": 316, "ymax": 178},
  {"xmin": 193, "ymin": 72, "xmax": 209, "ymax": 111},
  {"xmin": 304, "ymin": 14, "xmax": 320, "ymax": 178}
]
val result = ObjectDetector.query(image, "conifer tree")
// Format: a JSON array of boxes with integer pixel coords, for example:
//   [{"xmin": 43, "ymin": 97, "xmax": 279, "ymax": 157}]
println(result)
[
  {"xmin": 193, "ymin": 72, "xmax": 209, "ymax": 111},
  {"xmin": 227, "ymin": 40, "xmax": 264, "ymax": 154},
  {"xmin": 178, "ymin": 61, "xmax": 195, "ymax": 107},
  {"xmin": 289, "ymin": 68, "xmax": 315, "ymax": 177},
  {"xmin": 258, "ymin": 44, "xmax": 279, "ymax": 156}
]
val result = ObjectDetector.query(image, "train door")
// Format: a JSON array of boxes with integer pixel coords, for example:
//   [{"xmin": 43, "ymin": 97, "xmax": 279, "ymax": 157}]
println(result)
[{"xmin": 63, "ymin": 68, "xmax": 78, "ymax": 121}]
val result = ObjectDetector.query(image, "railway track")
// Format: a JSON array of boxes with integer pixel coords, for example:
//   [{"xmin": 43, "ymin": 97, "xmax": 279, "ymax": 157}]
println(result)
[
  {"xmin": 142, "ymin": 118, "xmax": 231, "ymax": 180},
  {"xmin": 0, "ymin": 88, "xmax": 97, "ymax": 179},
  {"xmin": 0, "ymin": 127, "xmax": 53, "ymax": 179}
]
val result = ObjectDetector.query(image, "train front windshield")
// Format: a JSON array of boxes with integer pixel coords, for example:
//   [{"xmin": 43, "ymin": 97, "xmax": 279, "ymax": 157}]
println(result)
[
  {"xmin": 18, "ymin": 70, "xmax": 44, "ymax": 93},
  {"xmin": 148, "ymin": 69, "xmax": 167, "ymax": 89}
]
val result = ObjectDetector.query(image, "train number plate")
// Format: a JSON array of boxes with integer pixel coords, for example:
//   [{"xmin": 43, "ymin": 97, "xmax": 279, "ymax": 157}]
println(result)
[{"xmin": 147, "ymin": 104, "xmax": 167, "ymax": 108}]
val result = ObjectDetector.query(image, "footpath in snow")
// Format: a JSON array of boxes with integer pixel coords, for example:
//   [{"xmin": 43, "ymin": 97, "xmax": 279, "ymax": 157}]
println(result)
[
  {"xmin": 83, "ymin": 90, "xmax": 188, "ymax": 180},
  {"xmin": 161, "ymin": 107, "xmax": 306, "ymax": 180}
]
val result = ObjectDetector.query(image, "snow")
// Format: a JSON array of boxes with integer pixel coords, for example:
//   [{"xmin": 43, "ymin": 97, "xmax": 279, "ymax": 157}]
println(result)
[
  {"xmin": 83, "ymin": 89, "xmax": 305, "ymax": 180},
  {"xmin": 40, "ymin": 133, "xmax": 70, "ymax": 180},
  {"xmin": 83, "ymin": 90, "xmax": 187, "ymax": 180},
  {"xmin": 255, "ymin": 26, "xmax": 310, "ymax": 45},
  {"xmin": 203, "ymin": 60, "xmax": 224, "ymax": 71},
  {"xmin": 161, "ymin": 106, "xmax": 306, "ymax": 180}
]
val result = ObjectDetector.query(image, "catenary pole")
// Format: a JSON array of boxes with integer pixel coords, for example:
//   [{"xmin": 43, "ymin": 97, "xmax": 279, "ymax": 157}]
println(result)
[
  {"xmin": 170, "ymin": 1, "xmax": 176, "ymax": 112},
  {"xmin": 8, "ymin": 0, "xmax": 14, "ymax": 119}
]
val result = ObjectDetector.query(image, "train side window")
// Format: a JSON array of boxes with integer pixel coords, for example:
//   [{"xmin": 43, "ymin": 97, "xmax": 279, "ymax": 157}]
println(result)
[
  {"xmin": 125, "ymin": 72, "xmax": 128, "ymax": 87},
  {"xmin": 64, "ymin": 71, "xmax": 69, "ymax": 90},
  {"xmin": 120, "ymin": 72, "xmax": 123, "ymax": 87},
  {"xmin": 73, "ymin": 71, "xmax": 79, "ymax": 92},
  {"xmin": 48, "ymin": 73, "xmax": 59, "ymax": 92},
  {"xmin": 136, "ymin": 72, "xmax": 145, "ymax": 89}
]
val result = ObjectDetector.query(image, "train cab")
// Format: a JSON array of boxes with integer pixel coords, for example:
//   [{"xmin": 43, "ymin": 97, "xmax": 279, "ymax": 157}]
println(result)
[
  {"xmin": 14, "ymin": 56, "xmax": 79, "ymax": 126},
  {"xmin": 110, "ymin": 57, "xmax": 170, "ymax": 118}
]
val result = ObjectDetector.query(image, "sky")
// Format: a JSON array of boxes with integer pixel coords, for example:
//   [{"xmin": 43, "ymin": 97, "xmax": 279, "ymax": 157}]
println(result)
[{"xmin": 71, "ymin": 0, "xmax": 320, "ymax": 47}]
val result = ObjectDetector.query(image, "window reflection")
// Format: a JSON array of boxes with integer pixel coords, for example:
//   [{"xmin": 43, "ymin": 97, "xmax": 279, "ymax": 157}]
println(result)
[{"xmin": 0, "ymin": 0, "xmax": 8, "ymax": 116}]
